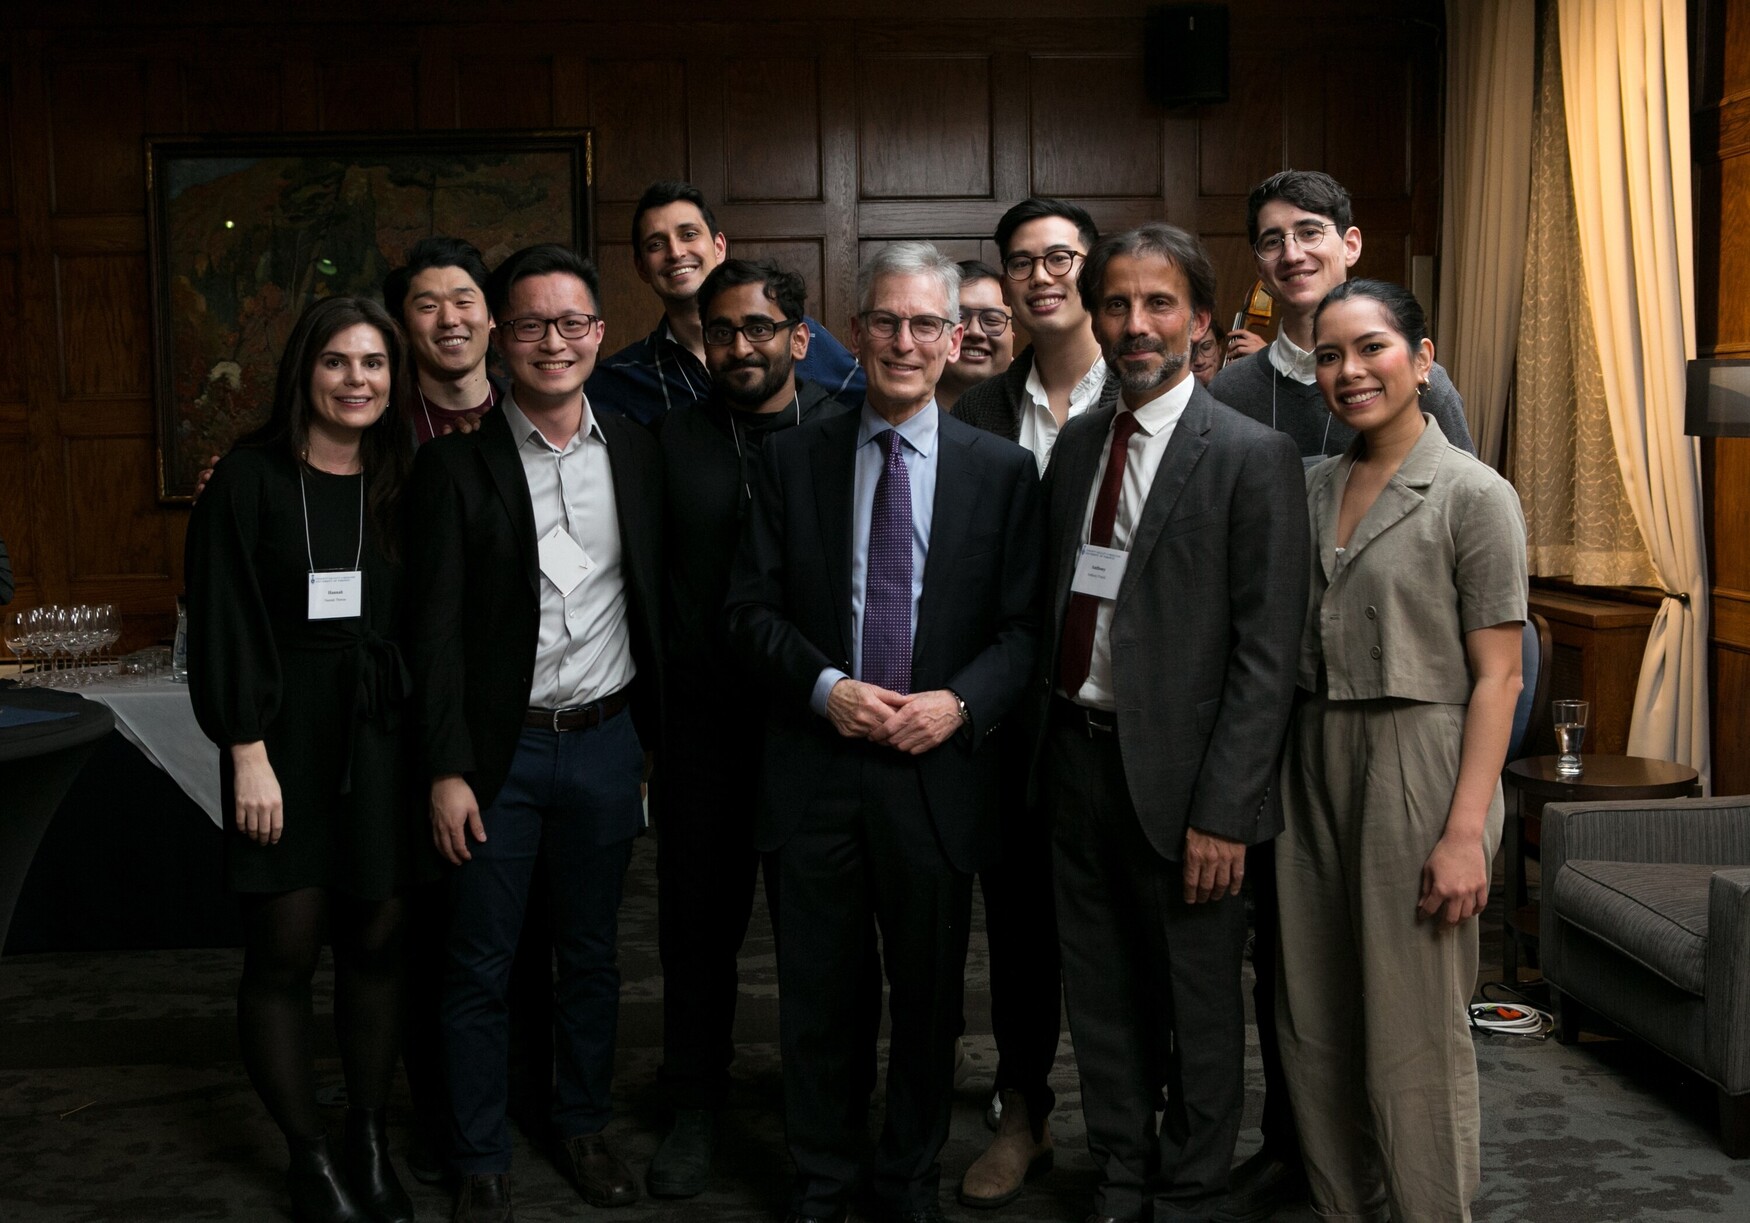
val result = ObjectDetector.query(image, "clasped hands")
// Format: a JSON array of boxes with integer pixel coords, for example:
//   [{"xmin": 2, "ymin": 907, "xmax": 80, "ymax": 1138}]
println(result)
[{"xmin": 826, "ymin": 677, "xmax": 962, "ymax": 755}]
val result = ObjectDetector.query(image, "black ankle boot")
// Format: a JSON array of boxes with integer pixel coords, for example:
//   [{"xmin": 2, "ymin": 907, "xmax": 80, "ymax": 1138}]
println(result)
[
  {"xmin": 344, "ymin": 1107, "xmax": 416, "ymax": 1223},
  {"xmin": 287, "ymin": 1132, "xmax": 369, "ymax": 1223}
]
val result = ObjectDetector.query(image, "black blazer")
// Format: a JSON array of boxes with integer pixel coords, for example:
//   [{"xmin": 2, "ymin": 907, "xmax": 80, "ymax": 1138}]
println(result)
[
  {"xmin": 727, "ymin": 407, "xmax": 1041, "ymax": 874},
  {"xmin": 404, "ymin": 405, "xmax": 664, "ymax": 811},
  {"xmin": 1034, "ymin": 384, "xmax": 1309, "ymax": 858}
]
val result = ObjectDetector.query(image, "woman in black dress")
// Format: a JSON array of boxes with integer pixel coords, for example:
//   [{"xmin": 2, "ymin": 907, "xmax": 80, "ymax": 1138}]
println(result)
[{"xmin": 187, "ymin": 296, "xmax": 419, "ymax": 1223}]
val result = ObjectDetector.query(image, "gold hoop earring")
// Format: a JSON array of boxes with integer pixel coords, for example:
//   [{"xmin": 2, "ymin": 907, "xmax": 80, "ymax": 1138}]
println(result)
[{"xmin": 1415, "ymin": 381, "xmax": 1428, "ymax": 398}]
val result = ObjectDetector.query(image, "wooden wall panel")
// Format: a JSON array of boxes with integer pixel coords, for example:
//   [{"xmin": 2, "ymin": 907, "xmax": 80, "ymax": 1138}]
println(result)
[
  {"xmin": 1028, "ymin": 55, "xmax": 1162, "ymax": 198},
  {"xmin": 858, "ymin": 56, "xmax": 992, "ymax": 199},
  {"xmin": 318, "ymin": 61, "xmax": 419, "ymax": 131},
  {"xmin": 64, "ymin": 436, "xmax": 168, "ymax": 579},
  {"xmin": 55, "ymin": 256, "xmax": 151, "ymax": 399},
  {"xmin": 458, "ymin": 57, "xmax": 553, "ymax": 129},
  {"xmin": 48, "ymin": 61, "xmax": 148, "ymax": 215},
  {"xmin": 590, "ymin": 59, "xmax": 687, "ymax": 202},
  {"xmin": 0, "ymin": 256, "xmax": 23, "ymax": 401},
  {"xmin": 724, "ymin": 58, "xmax": 822, "ymax": 203},
  {"xmin": 182, "ymin": 62, "xmax": 282, "ymax": 132},
  {"xmin": 0, "ymin": 2, "xmax": 1448, "ymax": 644}
]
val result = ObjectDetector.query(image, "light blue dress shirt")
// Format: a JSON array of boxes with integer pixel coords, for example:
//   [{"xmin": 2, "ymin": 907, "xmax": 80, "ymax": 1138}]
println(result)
[{"xmin": 810, "ymin": 401, "xmax": 940, "ymax": 715}]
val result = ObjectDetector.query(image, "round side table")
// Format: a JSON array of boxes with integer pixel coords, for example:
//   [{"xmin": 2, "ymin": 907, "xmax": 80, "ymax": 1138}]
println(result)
[{"xmin": 1500, "ymin": 755, "xmax": 1702, "ymax": 984}]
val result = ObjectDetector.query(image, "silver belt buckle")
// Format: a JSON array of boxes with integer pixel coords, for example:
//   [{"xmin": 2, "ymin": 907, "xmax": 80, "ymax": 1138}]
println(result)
[{"xmin": 550, "ymin": 706, "xmax": 571, "ymax": 732}]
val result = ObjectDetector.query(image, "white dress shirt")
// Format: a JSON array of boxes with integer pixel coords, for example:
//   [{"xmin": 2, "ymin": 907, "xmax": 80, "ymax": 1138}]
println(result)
[
  {"xmin": 1017, "ymin": 353, "xmax": 1107, "ymax": 474},
  {"xmin": 501, "ymin": 393, "xmax": 636, "ymax": 709},
  {"xmin": 1268, "ymin": 329, "xmax": 1318, "ymax": 385},
  {"xmin": 1072, "ymin": 373, "xmax": 1196, "ymax": 710}
]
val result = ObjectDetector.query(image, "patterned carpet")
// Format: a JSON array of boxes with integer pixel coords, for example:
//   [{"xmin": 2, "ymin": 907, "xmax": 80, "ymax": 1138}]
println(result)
[{"xmin": 3, "ymin": 835, "xmax": 1747, "ymax": 1222}]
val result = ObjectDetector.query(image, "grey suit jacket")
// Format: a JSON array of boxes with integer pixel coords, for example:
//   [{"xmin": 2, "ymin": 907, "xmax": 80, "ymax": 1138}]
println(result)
[{"xmin": 1033, "ymin": 382, "xmax": 1310, "ymax": 858}]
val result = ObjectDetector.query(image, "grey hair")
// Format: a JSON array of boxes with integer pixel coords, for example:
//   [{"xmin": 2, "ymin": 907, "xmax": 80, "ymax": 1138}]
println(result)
[{"xmin": 856, "ymin": 241, "xmax": 962, "ymax": 322}]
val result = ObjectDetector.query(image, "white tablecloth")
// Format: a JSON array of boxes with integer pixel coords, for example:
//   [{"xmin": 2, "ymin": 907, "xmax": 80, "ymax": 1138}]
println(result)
[{"xmin": 79, "ymin": 676, "xmax": 223, "ymax": 827}]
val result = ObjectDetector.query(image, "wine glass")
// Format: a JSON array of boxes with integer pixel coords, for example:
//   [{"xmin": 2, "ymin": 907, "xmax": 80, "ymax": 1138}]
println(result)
[{"xmin": 97, "ymin": 604, "xmax": 121, "ymax": 672}]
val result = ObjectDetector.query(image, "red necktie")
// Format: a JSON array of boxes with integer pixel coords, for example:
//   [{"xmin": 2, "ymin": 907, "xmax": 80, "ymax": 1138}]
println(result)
[{"xmin": 1057, "ymin": 410, "xmax": 1142, "ymax": 698}]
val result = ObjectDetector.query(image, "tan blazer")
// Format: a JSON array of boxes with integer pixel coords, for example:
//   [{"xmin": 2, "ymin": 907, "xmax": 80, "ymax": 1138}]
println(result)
[{"xmin": 1300, "ymin": 414, "xmax": 1527, "ymax": 704}]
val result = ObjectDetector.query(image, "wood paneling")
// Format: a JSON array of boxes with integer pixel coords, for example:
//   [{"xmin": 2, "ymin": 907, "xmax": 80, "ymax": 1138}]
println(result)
[
  {"xmin": 55, "ymin": 255, "xmax": 151, "ymax": 399},
  {"xmin": 725, "ymin": 58, "xmax": 822, "ymax": 203},
  {"xmin": 64, "ymin": 436, "xmax": 169, "ymax": 580},
  {"xmin": 318, "ymin": 60, "xmax": 419, "ymax": 131},
  {"xmin": 1697, "ymin": 0, "xmax": 1750, "ymax": 791},
  {"xmin": 0, "ymin": 2, "xmax": 1447, "ymax": 640},
  {"xmin": 591, "ymin": 59, "xmax": 687, "ymax": 201},
  {"xmin": 858, "ymin": 56, "xmax": 992, "ymax": 199},
  {"xmin": 48, "ymin": 61, "xmax": 148, "ymax": 215},
  {"xmin": 1028, "ymin": 55, "xmax": 1161, "ymax": 198}
]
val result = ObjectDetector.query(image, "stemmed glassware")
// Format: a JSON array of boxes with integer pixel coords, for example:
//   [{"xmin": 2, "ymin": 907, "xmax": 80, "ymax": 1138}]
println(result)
[{"xmin": 3, "ymin": 603, "xmax": 127, "ymax": 688}]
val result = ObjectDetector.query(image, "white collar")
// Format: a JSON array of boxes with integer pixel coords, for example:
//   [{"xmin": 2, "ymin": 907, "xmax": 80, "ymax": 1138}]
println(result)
[
  {"xmin": 1120, "ymin": 371, "xmax": 1196, "ymax": 435},
  {"xmin": 1268, "ymin": 329, "xmax": 1318, "ymax": 385},
  {"xmin": 1023, "ymin": 350, "xmax": 1107, "ymax": 413},
  {"xmin": 501, "ymin": 391, "xmax": 604, "ymax": 454}
]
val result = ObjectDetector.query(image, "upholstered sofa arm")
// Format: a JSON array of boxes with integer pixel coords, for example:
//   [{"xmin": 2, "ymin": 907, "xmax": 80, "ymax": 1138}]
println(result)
[
  {"xmin": 1542, "ymin": 798, "xmax": 1750, "ymax": 872},
  {"xmin": 1707, "ymin": 868, "xmax": 1750, "ymax": 1094}
]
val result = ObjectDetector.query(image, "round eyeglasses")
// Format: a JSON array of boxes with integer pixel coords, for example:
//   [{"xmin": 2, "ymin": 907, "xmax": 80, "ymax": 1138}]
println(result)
[
  {"xmin": 962, "ymin": 308, "xmax": 1012, "ymax": 336},
  {"xmin": 1002, "ymin": 250, "xmax": 1082, "ymax": 280},
  {"xmin": 1252, "ymin": 222, "xmax": 1338, "ymax": 262}
]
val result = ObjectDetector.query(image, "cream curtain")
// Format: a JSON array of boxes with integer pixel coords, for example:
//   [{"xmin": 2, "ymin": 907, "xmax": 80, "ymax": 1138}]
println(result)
[
  {"xmin": 1438, "ymin": 0, "xmax": 1535, "ymax": 468},
  {"xmin": 1558, "ymin": 0, "xmax": 1711, "ymax": 786},
  {"xmin": 1515, "ymin": 0, "xmax": 1655, "ymax": 587}
]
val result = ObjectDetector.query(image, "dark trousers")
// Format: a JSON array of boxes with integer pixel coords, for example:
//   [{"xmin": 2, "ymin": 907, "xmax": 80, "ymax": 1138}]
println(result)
[
  {"xmin": 776, "ymin": 746, "xmax": 973, "ymax": 1217},
  {"xmin": 1046, "ymin": 713, "xmax": 1246, "ymax": 1223},
  {"xmin": 1245, "ymin": 838, "xmax": 1298, "ymax": 1159},
  {"xmin": 442, "ymin": 714, "xmax": 642, "ymax": 1174},
  {"xmin": 653, "ymin": 738, "xmax": 773, "ymax": 1111},
  {"xmin": 979, "ymin": 801, "xmax": 1062, "ymax": 1129}
]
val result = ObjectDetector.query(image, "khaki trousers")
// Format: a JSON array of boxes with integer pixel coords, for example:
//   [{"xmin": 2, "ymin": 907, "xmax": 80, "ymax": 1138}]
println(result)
[{"xmin": 1275, "ymin": 695, "xmax": 1502, "ymax": 1223}]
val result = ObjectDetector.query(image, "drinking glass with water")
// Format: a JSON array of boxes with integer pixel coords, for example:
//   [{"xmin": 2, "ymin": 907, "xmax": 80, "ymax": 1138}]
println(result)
[{"xmin": 1553, "ymin": 699, "xmax": 1590, "ymax": 777}]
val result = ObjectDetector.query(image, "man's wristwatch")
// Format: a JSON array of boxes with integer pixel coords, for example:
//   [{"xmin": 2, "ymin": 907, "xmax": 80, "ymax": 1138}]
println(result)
[{"xmin": 949, "ymin": 690, "xmax": 971, "ymax": 724}]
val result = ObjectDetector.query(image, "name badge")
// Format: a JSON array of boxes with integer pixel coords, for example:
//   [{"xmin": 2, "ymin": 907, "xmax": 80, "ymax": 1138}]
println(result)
[
  {"xmin": 538, "ymin": 524, "xmax": 593, "ymax": 597},
  {"xmin": 1070, "ymin": 544, "xmax": 1127, "ymax": 599},
  {"xmin": 308, "ymin": 570, "xmax": 363, "ymax": 620}
]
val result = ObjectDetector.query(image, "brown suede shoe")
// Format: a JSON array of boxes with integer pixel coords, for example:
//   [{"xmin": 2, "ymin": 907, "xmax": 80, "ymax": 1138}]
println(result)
[
  {"xmin": 957, "ymin": 1089, "xmax": 1053, "ymax": 1209},
  {"xmin": 559, "ymin": 1131, "xmax": 639, "ymax": 1208}
]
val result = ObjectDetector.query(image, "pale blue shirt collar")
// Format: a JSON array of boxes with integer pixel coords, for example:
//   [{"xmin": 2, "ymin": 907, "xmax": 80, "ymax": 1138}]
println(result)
[
  {"xmin": 857, "ymin": 399, "xmax": 939, "ymax": 456},
  {"xmin": 1268, "ymin": 329, "xmax": 1318, "ymax": 385},
  {"xmin": 500, "ymin": 390, "xmax": 606, "ymax": 454}
]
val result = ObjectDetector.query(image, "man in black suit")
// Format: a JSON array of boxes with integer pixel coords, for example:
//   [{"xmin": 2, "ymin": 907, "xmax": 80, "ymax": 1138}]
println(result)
[
  {"xmin": 406, "ymin": 243, "xmax": 663, "ymax": 1223},
  {"xmin": 727, "ymin": 241, "xmax": 1042, "ymax": 1223},
  {"xmin": 1036, "ymin": 224, "xmax": 1308, "ymax": 1223}
]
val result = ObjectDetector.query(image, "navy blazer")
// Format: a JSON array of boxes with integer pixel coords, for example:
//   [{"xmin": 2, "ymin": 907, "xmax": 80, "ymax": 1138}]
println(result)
[
  {"xmin": 1034, "ymin": 383, "xmax": 1309, "ymax": 857},
  {"xmin": 404, "ymin": 404, "xmax": 664, "ymax": 814},
  {"xmin": 726, "ymin": 406, "xmax": 1041, "ymax": 874}
]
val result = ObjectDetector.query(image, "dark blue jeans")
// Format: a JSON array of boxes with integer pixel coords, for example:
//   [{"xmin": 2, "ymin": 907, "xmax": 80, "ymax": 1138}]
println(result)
[{"xmin": 442, "ymin": 711, "xmax": 644, "ymax": 1174}]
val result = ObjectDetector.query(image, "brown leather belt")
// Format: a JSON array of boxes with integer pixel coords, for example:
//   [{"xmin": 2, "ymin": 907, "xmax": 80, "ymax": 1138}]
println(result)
[
  {"xmin": 1051, "ymin": 695, "xmax": 1117, "ymax": 737},
  {"xmin": 525, "ymin": 689, "xmax": 629, "ymax": 732}
]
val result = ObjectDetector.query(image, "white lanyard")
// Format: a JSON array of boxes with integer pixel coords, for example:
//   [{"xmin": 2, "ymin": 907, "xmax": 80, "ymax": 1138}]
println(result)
[{"xmin": 299, "ymin": 467, "xmax": 365, "ymax": 620}]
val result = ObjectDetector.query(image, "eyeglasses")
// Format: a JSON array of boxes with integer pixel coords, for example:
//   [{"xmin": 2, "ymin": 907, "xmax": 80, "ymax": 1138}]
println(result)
[
  {"xmin": 858, "ymin": 311, "xmax": 955, "ymax": 342},
  {"xmin": 702, "ymin": 318, "xmax": 801, "ymax": 347},
  {"xmin": 1002, "ymin": 249, "xmax": 1083, "ymax": 280},
  {"xmin": 962, "ymin": 308, "xmax": 1012, "ymax": 336},
  {"xmin": 1252, "ymin": 222, "xmax": 1338, "ymax": 262},
  {"xmin": 502, "ymin": 314, "xmax": 602, "ymax": 342}
]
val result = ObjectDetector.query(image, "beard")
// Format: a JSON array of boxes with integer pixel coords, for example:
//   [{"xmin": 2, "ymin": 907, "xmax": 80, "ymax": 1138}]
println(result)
[
  {"xmin": 715, "ymin": 355, "xmax": 793, "ymax": 409},
  {"xmin": 1107, "ymin": 336, "xmax": 1190, "ymax": 396}
]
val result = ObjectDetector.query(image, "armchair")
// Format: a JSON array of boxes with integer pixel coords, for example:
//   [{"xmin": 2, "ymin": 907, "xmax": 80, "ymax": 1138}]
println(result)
[{"xmin": 1540, "ymin": 796, "xmax": 1750, "ymax": 1158}]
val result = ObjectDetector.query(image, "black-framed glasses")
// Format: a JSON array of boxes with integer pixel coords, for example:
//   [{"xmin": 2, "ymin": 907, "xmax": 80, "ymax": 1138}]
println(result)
[
  {"xmin": 1002, "ymin": 249, "xmax": 1082, "ymax": 280},
  {"xmin": 962, "ymin": 308, "xmax": 1012, "ymax": 336},
  {"xmin": 702, "ymin": 318, "xmax": 801, "ymax": 347},
  {"xmin": 1252, "ymin": 222, "xmax": 1338, "ymax": 262},
  {"xmin": 502, "ymin": 314, "xmax": 602, "ymax": 342},
  {"xmin": 859, "ymin": 311, "xmax": 954, "ymax": 342}
]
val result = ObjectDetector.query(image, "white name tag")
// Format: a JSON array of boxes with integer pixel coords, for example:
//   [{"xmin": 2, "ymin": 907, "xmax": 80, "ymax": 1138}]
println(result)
[
  {"xmin": 1070, "ymin": 544, "xmax": 1127, "ymax": 599},
  {"xmin": 308, "ymin": 570, "xmax": 363, "ymax": 620},
  {"xmin": 538, "ymin": 524, "xmax": 593, "ymax": 597}
]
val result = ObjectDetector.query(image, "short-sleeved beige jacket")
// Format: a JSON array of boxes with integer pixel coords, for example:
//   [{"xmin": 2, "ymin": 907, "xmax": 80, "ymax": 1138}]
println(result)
[{"xmin": 1299, "ymin": 414, "xmax": 1528, "ymax": 704}]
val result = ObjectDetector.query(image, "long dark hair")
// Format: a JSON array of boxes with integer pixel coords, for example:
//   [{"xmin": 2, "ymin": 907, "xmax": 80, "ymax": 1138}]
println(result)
[
  {"xmin": 1313, "ymin": 278, "xmax": 1429, "ymax": 349},
  {"xmin": 237, "ymin": 296, "xmax": 414, "ymax": 557}
]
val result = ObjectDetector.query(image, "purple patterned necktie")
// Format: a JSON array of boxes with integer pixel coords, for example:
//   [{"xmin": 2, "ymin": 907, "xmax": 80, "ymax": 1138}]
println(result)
[{"xmin": 862, "ymin": 428, "xmax": 913, "ymax": 694}]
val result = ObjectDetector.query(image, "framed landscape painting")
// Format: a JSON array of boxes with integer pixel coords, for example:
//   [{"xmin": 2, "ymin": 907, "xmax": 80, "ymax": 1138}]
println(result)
[{"xmin": 145, "ymin": 129, "xmax": 594, "ymax": 501}]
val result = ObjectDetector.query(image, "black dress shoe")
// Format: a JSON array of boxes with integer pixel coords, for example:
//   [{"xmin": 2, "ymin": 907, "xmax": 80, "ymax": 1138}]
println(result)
[
  {"xmin": 452, "ymin": 1172, "xmax": 512, "ymax": 1223},
  {"xmin": 1212, "ymin": 1147, "xmax": 1310, "ymax": 1223},
  {"xmin": 559, "ymin": 1131, "xmax": 639, "ymax": 1207},
  {"xmin": 343, "ymin": 1107, "xmax": 415, "ymax": 1223},
  {"xmin": 286, "ymin": 1133, "xmax": 369, "ymax": 1223},
  {"xmin": 647, "ymin": 1108, "xmax": 715, "ymax": 1198}
]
